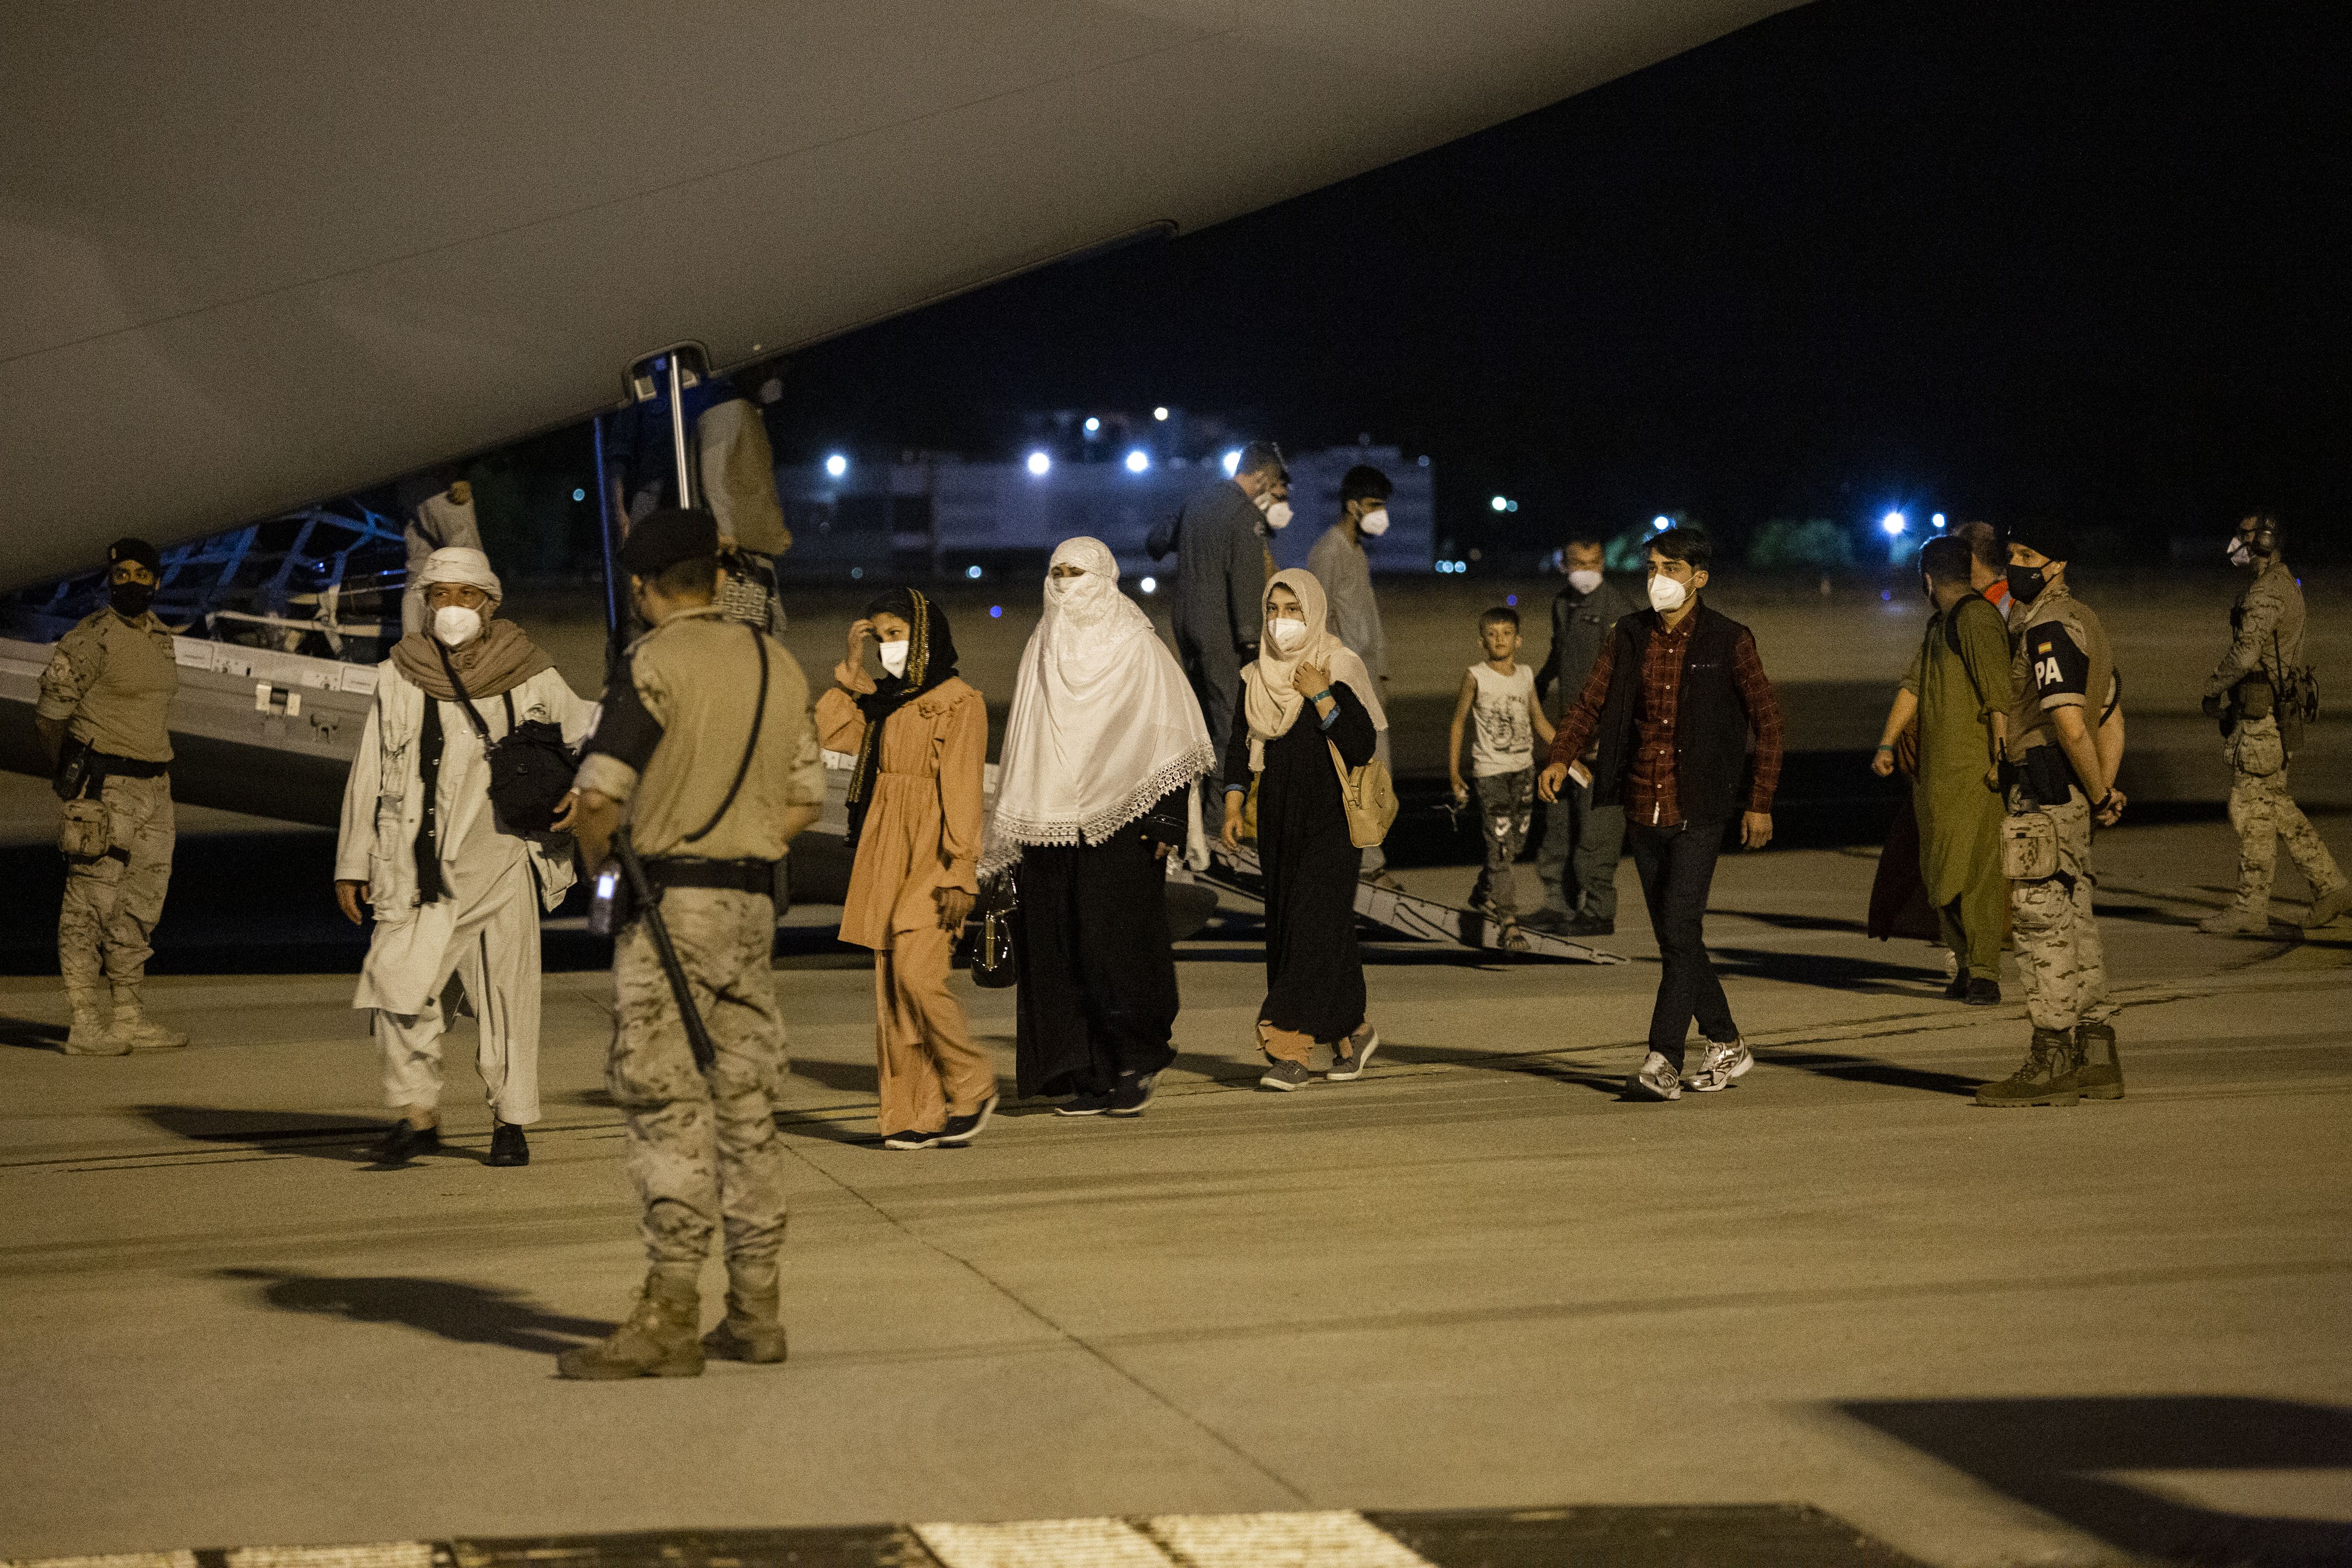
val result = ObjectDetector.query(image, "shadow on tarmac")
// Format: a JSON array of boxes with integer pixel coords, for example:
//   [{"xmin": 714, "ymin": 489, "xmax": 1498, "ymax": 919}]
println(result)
[
  {"xmin": 135, "ymin": 1104, "xmax": 437, "ymax": 1166},
  {"xmin": 216, "ymin": 1267, "xmax": 612, "ymax": 1354},
  {"xmin": 1841, "ymin": 1396, "xmax": 2352, "ymax": 1567},
  {"xmin": 0, "ymin": 1013, "xmax": 67, "ymax": 1050}
]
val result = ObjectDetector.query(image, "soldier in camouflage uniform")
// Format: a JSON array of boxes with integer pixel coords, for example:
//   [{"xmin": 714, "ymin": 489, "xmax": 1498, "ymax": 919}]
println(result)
[
  {"xmin": 556, "ymin": 508, "xmax": 825, "ymax": 1380},
  {"xmin": 33, "ymin": 537, "xmax": 189, "ymax": 1056},
  {"xmin": 2198, "ymin": 515, "xmax": 2347, "ymax": 935},
  {"xmin": 1977, "ymin": 529, "xmax": 2125, "ymax": 1108}
]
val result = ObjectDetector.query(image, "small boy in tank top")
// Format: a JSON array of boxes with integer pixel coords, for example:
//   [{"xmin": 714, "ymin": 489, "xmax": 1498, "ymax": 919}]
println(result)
[{"xmin": 1448, "ymin": 606, "xmax": 1555, "ymax": 917}]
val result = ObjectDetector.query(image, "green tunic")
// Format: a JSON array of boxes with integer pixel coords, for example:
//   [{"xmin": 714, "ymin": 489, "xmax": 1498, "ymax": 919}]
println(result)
[{"xmin": 1901, "ymin": 594, "xmax": 2009, "ymax": 906}]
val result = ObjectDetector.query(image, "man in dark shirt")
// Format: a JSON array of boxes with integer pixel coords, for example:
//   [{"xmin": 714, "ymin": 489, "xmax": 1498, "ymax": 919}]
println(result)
[
  {"xmin": 1529, "ymin": 535, "xmax": 1640, "ymax": 935},
  {"xmin": 1150, "ymin": 441, "xmax": 1288, "ymax": 794},
  {"xmin": 1538, "ymin": 529, "xmax": 1782, "ymax": 1101}
]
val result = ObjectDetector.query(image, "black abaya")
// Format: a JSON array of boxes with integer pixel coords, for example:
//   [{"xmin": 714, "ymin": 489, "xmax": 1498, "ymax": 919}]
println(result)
[
  {"xmin": 1012, "ymin": 790, "xmax": 1187, "ymax": 1098},
  {"xmin": 1227, "ymin": 681, "xmax": 1379, "ymax": 1042}
]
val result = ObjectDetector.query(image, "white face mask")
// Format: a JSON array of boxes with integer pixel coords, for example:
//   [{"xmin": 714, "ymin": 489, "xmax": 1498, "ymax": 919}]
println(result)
[
  {"xmin": 433, "ymin": 604, "xmax": 483, "ymax": 647},
  {"xmin": 1356, "ymin": 505, "xmax": 1390, "ymax": 538},
  {"xmin": 1646, "ymin": 573, "xmax": 1689, "ymax": 614},
  {"xmin": 1266, "ymin": 615, "xmax": 1308, "ymax": 655},
  {"xmin": 877, "ymin": 638, "xmax": 910, "ymax": 678},
  {"xmin": 1566, "ymin": 569, "xmax": 1602, "ymax": 595},
  {"xmin": 2226, "ymin": 537, "xmax": 2253, "ymax": 567},
  {"xmin": 1254, "ymin": 490, "xmax": 1293, "ymax": 531}
]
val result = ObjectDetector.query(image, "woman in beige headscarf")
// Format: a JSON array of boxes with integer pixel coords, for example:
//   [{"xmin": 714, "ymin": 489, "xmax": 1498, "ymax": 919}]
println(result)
[{"xmin": 1218, "ymin": 568, "xmax": 1386, "ymax": 1091}]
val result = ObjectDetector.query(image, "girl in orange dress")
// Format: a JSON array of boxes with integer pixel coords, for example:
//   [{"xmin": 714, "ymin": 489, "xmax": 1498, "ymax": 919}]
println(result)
[{"xmin": 815, "ymin": 589, "xmax": 995, "ymax": 1148}]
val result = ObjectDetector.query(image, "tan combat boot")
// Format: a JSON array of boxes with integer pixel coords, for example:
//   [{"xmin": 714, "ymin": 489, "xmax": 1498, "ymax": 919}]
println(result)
[
  {"xmin": 1974, "ymin": 1028, "xmax": 2082, "ymax": 1108},
  {"xmin": 701, "ymin": 1258, "xmax": 788, "ymax": 1365},
  {"xmin": 557, "ymin": 1269, "xmax": 704, "ymax": 1380},
  {"xmin": 2073, "ymin": 1020, "xmax": 2124, "ymax": 1101},
  {"xmin": 110, "ymin": 987, "xmax": 189, "ymax": 1051},
  {"xmin": 62, "ymin": 984, "xmax": 129, "ymax": 1056}
]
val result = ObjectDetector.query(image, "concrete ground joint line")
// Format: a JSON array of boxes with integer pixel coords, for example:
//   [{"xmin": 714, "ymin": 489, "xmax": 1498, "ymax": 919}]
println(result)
[{"xmin": 778, "ymin": 1139, "xmax": 1313, "ymax": 1507}]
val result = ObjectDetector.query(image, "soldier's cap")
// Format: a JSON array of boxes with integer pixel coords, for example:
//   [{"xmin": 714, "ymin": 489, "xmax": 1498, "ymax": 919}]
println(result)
[
  {"xmin": 619, "ymin": 507, "xmax": 720, "ymax": 578},
  {"xmin": 106, "ymin": 536, "xmax": 161, "ymax": 576},
  {"xmin": 2008, "ymin": 523, "xmax": 2078, "ymax": 563}
]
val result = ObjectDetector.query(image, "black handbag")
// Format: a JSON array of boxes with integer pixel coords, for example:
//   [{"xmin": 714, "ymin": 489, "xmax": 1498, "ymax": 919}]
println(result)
[
  {"xmin": 970, "ymin": 872, "xmax": 1019, "ymax": 988},
  {"xmin": 436, "ymin": 644, "xmax": 577, "ymax": 836}
]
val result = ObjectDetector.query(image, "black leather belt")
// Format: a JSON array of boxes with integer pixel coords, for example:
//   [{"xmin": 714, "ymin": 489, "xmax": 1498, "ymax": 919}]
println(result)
[
  {"xmin": 641, "ymin": 856, "xmax": 776, "ymax": 894},
  {"xmin": 90, "ymin": 751, "xmax": 168, "ymax": 779}
]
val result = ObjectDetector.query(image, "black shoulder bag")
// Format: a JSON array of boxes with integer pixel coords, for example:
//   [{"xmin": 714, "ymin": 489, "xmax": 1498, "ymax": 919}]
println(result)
[{"xmin": 434, "ymin": 645, "xmax": 578, "ymax": 836}]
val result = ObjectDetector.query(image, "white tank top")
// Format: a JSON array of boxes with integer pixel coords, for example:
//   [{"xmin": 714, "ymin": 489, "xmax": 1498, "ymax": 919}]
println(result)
[{"xmin": 1469, "ymin": 661, "xmax": 1536, "ymax": 776}]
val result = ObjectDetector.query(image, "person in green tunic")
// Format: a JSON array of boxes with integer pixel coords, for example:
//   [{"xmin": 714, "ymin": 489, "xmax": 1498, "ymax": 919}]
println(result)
[{"xmin": 1871, "ymin": 535, "xmax": 2011, "ymax": 1003}]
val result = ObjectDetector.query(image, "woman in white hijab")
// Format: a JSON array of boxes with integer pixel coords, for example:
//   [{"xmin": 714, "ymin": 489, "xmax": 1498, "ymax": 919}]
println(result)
[
  {"xmin": 984, "ymin": 537, "xmax": 1215, "ymax": 1116},
  {"xmin": 1219, "ymin": 568, "xmax": 1386, "ymax": 1091}
]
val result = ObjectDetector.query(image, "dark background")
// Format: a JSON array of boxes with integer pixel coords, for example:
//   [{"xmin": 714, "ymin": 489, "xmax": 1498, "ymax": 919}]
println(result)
[{"xmin": 739, "ymin": 0, "xmax": 2348, "ymax": 569}]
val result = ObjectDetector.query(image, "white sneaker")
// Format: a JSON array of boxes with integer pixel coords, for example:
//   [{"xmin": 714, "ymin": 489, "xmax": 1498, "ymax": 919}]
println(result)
[
  {"xmin": 1686, "ymin": 1037, "xmax": 1753, "ymax": 1093},
  {"xmin": 1627, "ymin": 1051, "xmax": 1682, "ymax": 1101}
]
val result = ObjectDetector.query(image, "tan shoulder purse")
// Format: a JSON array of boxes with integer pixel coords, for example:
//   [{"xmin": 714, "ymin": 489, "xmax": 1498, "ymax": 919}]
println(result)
[{"xmin": 1330, "ymin": 743, "xmax": 1399, "ymax": 849}]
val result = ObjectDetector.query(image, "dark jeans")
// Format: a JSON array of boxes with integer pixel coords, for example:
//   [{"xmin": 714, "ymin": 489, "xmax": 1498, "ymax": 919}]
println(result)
[
  {"xmin": 1537, "ymin": 776, "xmax": 1623, "ymax": 920},
  {"xmin": 1628, "ymin": 818, "xmax": 1737, "ymax": 1067}
]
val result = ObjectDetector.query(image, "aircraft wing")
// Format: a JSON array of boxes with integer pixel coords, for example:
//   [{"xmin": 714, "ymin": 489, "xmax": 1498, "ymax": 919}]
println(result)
[{"xmin": 2, "ymin": 0, "xmax": 1800, "ymax": 591}]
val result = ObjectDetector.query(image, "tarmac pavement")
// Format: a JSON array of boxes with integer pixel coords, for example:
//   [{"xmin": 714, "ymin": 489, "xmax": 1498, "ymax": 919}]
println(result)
[{"xmin": 3, "ymin": 815, "xmax": 2348, "ymax": 1567}]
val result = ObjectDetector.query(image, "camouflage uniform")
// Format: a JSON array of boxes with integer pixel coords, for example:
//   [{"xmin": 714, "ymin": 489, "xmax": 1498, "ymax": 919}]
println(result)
[
  {"xmin": 2203, "ymin": 561, "xmax": 2344, "ymax": 923},
  {"xmin": 2003, "ymin": 583, "xmax": 2116, "ymax": 1035},
  {"xmin": 35, "ymin": 607, "xmax": 180, "ymax": 1045}
]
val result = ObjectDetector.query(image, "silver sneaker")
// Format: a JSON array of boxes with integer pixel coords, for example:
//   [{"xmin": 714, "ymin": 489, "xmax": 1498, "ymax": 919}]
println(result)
[
  {"xmin": 1686, "ymin": 1037, "xmax": 1753, "ymax": 1093},
  {"xmin": 1627, "ymin": 1051, "xmax": 1682, "ymax": 1101}
]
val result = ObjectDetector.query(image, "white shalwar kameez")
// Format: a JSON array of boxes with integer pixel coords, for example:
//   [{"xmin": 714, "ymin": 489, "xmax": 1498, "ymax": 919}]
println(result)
[{"xmin": 335, "ymin": 664, "xmax": 595, "ymax": 1125}]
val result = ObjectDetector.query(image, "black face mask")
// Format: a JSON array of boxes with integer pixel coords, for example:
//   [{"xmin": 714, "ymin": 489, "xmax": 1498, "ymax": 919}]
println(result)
[
  {"xmin": 109, "ymin": 580, "xmax": 155, "ymax": 617},
  {"xmin": 2004, "ymin": 563, "xmax": 2048, "ymax": 606}
]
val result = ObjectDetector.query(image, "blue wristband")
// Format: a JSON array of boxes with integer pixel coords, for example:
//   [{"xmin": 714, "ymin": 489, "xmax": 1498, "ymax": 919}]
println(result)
[{"xmin": 1309, "ymin": 688, "xmax": 1333, "ymax": 705}]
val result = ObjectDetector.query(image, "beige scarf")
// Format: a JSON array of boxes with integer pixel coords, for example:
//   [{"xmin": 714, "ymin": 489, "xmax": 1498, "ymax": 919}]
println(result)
[
  {"xmin": 389, "ymin": 617, "xmax": 553, "ymax": 701},
  {"xmin": 1239, "ymin": 568, "xmax": 1386, "ymax": 772}
]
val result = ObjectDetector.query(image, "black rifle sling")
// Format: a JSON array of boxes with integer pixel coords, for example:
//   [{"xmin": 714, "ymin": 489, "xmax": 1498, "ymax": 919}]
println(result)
[{"xmin": 682, "ymin": 626, "xmax": 770, "ymax": 845}]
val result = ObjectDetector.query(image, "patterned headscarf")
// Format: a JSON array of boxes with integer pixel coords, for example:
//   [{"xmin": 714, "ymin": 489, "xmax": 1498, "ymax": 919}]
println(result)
[{"xmin": 845, "ymin": 587, "xmax": 959, "ymax": 848}]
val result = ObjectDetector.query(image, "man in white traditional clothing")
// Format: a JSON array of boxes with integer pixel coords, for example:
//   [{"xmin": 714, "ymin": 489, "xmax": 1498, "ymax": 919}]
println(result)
[
  {"xmin": 333, "ymin": 547, "xmax": 597, "ymax": 1166},
  {"xmin": 983, "ymin": 537, "xmax": 1216, "ymax": 1116}
]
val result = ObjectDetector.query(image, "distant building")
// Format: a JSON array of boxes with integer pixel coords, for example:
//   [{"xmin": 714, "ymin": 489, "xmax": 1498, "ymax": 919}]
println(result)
[{"xmin": 773, "ymin": 443, "xmax": 1435, "ymax": 585}]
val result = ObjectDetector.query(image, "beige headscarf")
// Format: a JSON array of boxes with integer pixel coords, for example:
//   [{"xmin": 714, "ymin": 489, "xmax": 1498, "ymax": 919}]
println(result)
[
  {"xmin": 1239, "ymin": 568, "xmax": 1387, "ymax": 773},
  {"xmin": 389, "ymin": 547, "xmax": 553, "ymax": 700}
]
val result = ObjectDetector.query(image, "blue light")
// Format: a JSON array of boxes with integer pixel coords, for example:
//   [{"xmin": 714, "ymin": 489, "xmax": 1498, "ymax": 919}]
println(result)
[
  {"xmin": 850, "ymin": 567, "xmax": 863, "ymax": 580},
  {"xmin": 1027, "ymin": 451, "xmax": 1052, "ymax": 477},
  {"xmin": 1221, "ymin": 449, "xmax": 1241, "ymax": 477},
  {"xmin": 1125, "ymin": 449, "xmax": 1150, "ymax": 474},
  {"xmin": 1931, "ymin": 512, "xmax": 1946, "ymax": 529},
  {"xmin": 1652, "ymin": 515, "xmax": 1671, "ymax": 531},
  {"xmin": 965, "ymin": 564, "xmax": 983, "ymax": 580},
  {"xmin": 1506, "ymin": 594, "xmax": 1517, "ymax": 607},
  {"xmin": 571, "ymin": 487, "xmax": 586, "ymax": 502},
  {"xmin": 989, "ymin": 605, "xmax": 1002, "ymax": 619},
  {"xmin": 1084, "ymin": 417, "xmax": 1101, "ymax": 434},
  {"xmin": 824, "ymin": 453, "xmax": 848, "ymax": 479},
  {"xmin": 1881, "ymin": 511, "xmax": 1906, "ymax": 536}
]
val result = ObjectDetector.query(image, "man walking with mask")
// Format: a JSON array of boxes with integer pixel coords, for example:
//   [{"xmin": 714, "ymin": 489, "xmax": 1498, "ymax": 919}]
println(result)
[
  {"xmin": 1529, "ymin": 535, "xmax": 1639, "ymax": 935},
  {"xmin": 335, "ymin": 547, "xmax": 597, "ymax": 1164},
  {"xmin": 2199, "ymin": 514, "xmax": 2347, "ymax": 934},
  {"xmin": 35, "ymin": 537, "xmax": 188, "ymax": 1055},
  {"xmin": 1150, "ymin": 440, "xmax": 1288, "ymax": 795},
  {"xmin": 1307, "ymin": 463, "xmax": 1400, "ymax": 884},
  {"xmin": 1978, "ymin": 528, "xmax": 2125, "ymax": 1107},
  {"xmin": 1538, "ymin": 529, "xmax": 1782, "ymax": 1100}
]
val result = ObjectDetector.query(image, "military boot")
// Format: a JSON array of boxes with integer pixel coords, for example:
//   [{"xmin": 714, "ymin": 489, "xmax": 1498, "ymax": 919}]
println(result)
[
  {"xmin": 2074, "ymin": 1020, "xmax": 2124, "ymax": 1101},
  {"xmin": 1975, "ymin": 1028, "xmax": 2082, "ymax": 1108},
  {"xmin": 110, "ymin": 987, "xmax": 189, "ymax": 1051},
  {"xmin": 2198, "ymin": 903, "xmax": 2271, "ymax": 936},
  {"xmin": 557, "ymin": 1269, "xmax": 705, "ymax": 1380},
  {"xmin": 62, "ymin": 984, "xmax": 129, "ymax": 1056},
  {"xmin": 701, "ymin": 1258, "xmax": 788, "ymax": 1365}
]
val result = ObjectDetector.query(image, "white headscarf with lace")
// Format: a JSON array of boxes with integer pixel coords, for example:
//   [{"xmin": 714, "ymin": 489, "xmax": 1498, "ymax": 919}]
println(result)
[{"xmin": 981, "ymin": 537, "xmax": 1214, "ymax": 874}]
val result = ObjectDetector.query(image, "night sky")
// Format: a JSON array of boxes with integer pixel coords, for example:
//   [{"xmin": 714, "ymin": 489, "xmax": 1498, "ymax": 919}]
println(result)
[{"xmin": 765, "ymin": 0, "xmax": 2350, "ymax": 564}]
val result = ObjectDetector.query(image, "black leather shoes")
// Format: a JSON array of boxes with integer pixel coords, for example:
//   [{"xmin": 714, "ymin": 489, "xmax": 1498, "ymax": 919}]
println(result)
[
  {"xmin": 1564, "ymin": 915, "xmax": 1616, "ymax": 937},
  {"xmin": 374, "ymin": 1120, "xmax": 440, "ymax": 1164},
  {"xmin": 488, "ymin": 1121, "xmax": 530, "ymax": 1166},
  {"xmin": 1965, "ymin": 977, "xmax": 2002, "ymax": 1006}
]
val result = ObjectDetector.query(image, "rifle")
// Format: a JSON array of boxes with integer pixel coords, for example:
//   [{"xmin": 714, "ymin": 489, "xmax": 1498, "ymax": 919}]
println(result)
[{"xmin": 589, "ymin": 826, "xmax": 717, "ymax": 1071}]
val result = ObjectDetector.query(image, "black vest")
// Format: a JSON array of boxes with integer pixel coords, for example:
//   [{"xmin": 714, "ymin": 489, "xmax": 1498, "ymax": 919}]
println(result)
[{"xmin": 1588, "ymin": 602, "xmax": 1756, "ymax": 824}]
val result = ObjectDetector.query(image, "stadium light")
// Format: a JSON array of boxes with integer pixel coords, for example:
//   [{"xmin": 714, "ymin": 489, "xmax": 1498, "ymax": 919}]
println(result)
[
  {"xmin": 1140, "ymin": 577, "xmax": 1157, "ymax": 594},
  {"xmin": 965, "ymin": 564, "xmax": 983, "ymax": 579},
  {"xmin": 1652, "ymin": 515, "xmax": 1670, "ymax": 531},
  {"xmin": 824, "ymin": 453, "xmax": 848, "ymax": 479},
  {"xmin": 1881, "ymin": 511, "xmax": 1906, "ymax": 536},
  {"xmin": 1125, "ymin": 449, "xmax": 1150, "ymax": 473},
  {"xmin": 1490, "ymin": 495, "xmax": 1508, "ymax": 512},
  {"xmin": 571, "ymin": 488, "xmax": 586, "ymax": 502},
  {"xmin": 1084, "ymin": 417, "xmax": 1101, "ymax": 434},
  {"xmin": 1152, "ymin": 407, "xmax": 1169, "ymax": 421},
  {"xmin": 1026, "ymin": 451, "xmax": 1052, "ymax": 477},
  {"xmin": 1931, "ymin": 512, "xmax": 1946, "ymax": 528}
]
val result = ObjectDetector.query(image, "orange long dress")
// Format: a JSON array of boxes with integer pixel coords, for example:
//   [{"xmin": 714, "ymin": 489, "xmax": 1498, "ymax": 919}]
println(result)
[{"xmin": 816, "ymin": 662, "xmax": 994, "ymax": 1137}]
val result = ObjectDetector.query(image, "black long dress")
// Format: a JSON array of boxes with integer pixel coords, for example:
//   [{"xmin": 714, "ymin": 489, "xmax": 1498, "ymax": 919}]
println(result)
[
  {"xmin": 1227, "ymin": 680, "xmax": 1379, "ymax": 1042},
  {"xmin": 1013, "ymin": 788, "xmax": 1189, "ymax": 1099}
]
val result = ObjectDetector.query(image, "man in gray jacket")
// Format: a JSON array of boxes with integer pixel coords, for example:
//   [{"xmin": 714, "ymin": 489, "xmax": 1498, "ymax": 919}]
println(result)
[
  {"xmin": 1307, "ymin": 463, "xmax": 1399, "ymax": 884},
  {"xmin": 1149, "ymin": 441, "xmax": 1288, "ymax": 791},
  {"xmin": 1527, "ymin": 535, "xmax": 1639, "ymax": 935}
]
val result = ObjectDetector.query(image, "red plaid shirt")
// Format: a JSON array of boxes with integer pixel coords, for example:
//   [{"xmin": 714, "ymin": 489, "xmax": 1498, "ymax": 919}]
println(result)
[{"xmin": 1547, "ymin": 607, "xmax": 1783, "ymax": 827}]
